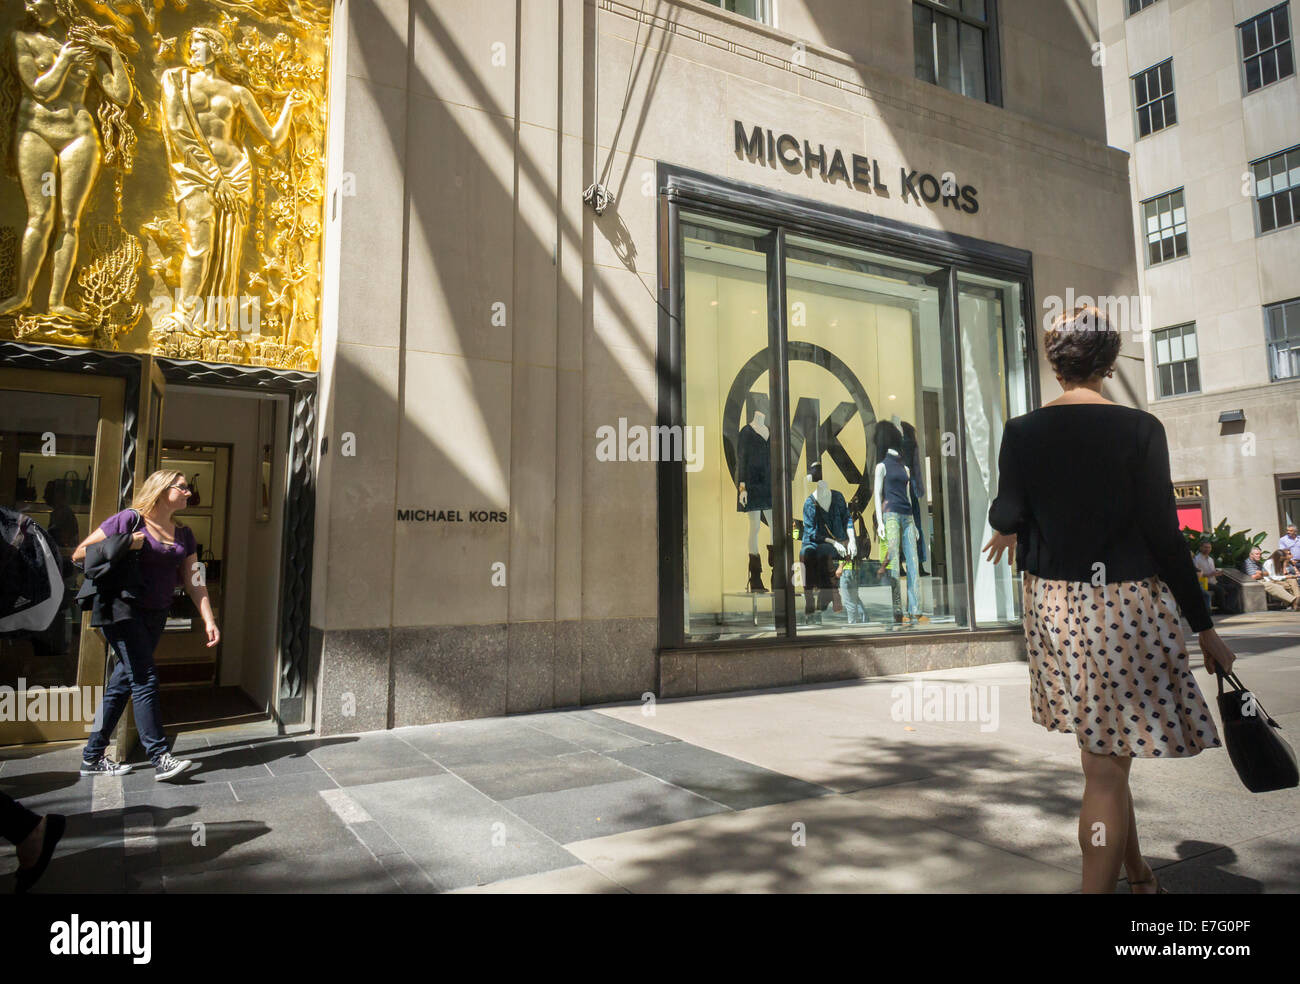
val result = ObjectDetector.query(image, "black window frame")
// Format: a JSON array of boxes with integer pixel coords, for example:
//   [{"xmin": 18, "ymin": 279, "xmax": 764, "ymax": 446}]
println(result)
[
  {"xmin": 1252, "ymin": 144, "xmax": 1300, "ymax": 235},
  {"xmin": 655, "ymin": 162, "xmax": 1036, "ymax": 653},
  {"xmin": 1151, "ymin": 322, "xmax": 1201, "ymax": 399},
  {"xmin": 912, "ymin": 0, "xmax": 1004, "ymax": 107},
  {"xmin": 1264, "ymin": 296, "xmax": 1300, "ymax": 382},
  {"xmin": 1238, "ymin": 3, "xmax": 1295, "ymax": 95},
  {"xmin": 1127, "ymin": 0, "xmax": 1160, "ymax": 15},
  {"xmin": 1132, "ymin": 58, "xmax": 1178, "ymax": 139},
  {"xmin": 1140, "ymin": 188, "xmax": 1189, "ymax": 267}
]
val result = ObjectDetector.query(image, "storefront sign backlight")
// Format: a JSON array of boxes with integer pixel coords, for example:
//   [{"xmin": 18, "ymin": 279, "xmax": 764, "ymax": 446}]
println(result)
[{"xmin": 734, "ymin": 120, "xmax": 979, "ymax": 214}]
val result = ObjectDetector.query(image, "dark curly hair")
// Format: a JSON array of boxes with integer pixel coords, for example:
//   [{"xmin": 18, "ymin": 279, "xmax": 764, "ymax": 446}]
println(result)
[{"xmin": 1044, "ymin": 304, "xmax": 1120, "ymax": 384}]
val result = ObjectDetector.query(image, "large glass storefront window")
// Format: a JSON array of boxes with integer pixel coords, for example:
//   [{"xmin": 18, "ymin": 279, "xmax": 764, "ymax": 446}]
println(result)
[
  {"xmin": 961, "ymin": 274, "xmax": 1028, "ymax": 626},
  {"xmin": 673, "ymin": 204, "xmax": 1032, "ymax": 645},
  {"xmin": 784, "ymin": 238, "xmax": 964, "ymax": 634},
  {"xmin": 683, "ymin": 220, "xmax": 778, "ymax": 640}
]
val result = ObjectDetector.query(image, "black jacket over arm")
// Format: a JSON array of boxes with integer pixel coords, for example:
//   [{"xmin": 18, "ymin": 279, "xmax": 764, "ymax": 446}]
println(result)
[
  {"xmin": 75, "ymin": 531, "xmax": 146, "ymax": 626},
  {"xmin": 988, "ymin": 404, "xmax": 1212, "ymax": 633}
]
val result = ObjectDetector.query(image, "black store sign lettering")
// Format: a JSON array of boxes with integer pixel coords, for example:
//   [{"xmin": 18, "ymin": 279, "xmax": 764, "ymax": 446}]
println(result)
[{"xmin": 734, "ymin": 120, "xmax": 979, "ymax": 214}]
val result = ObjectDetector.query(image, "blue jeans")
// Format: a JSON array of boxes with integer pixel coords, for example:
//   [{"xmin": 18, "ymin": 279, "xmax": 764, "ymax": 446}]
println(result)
[
  {"xmin": 84, "ymin": 608, "xmax": 170, "ymax": 763},
  {"xmin": 840, "ymin": 565, "xmax": 867, "ymax": 623},
  {"xmin": 884, "ymin": 510, "xmax": 922, "ymax": 616}
]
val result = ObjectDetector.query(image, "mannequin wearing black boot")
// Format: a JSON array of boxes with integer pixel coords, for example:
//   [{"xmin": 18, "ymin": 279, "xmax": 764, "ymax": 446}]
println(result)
[{"xmin": 736, "ymin": 410, "xmax": 772, "ymax": 593}]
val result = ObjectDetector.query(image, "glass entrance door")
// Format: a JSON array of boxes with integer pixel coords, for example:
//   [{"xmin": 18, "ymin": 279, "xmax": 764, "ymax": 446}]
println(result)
[{"xmin": 0, "ymin": 368, "xmax": 125, "ymax": 745}]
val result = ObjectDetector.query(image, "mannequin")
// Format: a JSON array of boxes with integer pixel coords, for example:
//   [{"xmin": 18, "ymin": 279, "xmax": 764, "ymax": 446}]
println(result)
[
  {"xmin": 736, "ymin": 410, "xmax": 775, "ymax": 591},
  {"xmin": 874, "ymin": 421, "xmax": 928, "ymax": 626},
  {"xmin": 799, "ymin": 461, "xmax": 853, "ymax": 624},
  {"xmin": 899, "ymin": 419, "xmax": 928, "ymax": 571}
]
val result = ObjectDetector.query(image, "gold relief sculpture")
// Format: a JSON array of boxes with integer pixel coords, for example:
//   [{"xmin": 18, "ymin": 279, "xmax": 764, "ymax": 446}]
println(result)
[{"xmin": 0, "ymin": 0, "xmax": 330, "ymax": 370}]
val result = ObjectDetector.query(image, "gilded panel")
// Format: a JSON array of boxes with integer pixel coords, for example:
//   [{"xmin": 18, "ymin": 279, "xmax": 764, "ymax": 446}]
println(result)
[{"xmin": 0, "ymin": 0, "xmax": 331, "ymax": 370}]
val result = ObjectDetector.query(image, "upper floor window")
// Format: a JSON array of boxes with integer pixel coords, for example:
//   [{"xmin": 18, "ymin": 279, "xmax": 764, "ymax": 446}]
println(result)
[
  {"xmin": 913, "ymin": 1, "xmax": 1001, "ymax": 104},
  {"xmin": 1253, "ymin": 145, "xmax": 1300, "ymax": 233},
  {"xmin": 1266, "ymin": 298, "xmax": 1300, "ymax": 381},
  {"xmin": 1142, "ymin": 189, "xmax": 1188, "ymax": 265},
  {"xmin": 700, "ymin": 0, "xmax": 773, "ymax": 23},
  {"xmin": 1153, "ymin": 323, "xmax": 1200, "ymax": 398},
  {"xmin": 1133, "ymin": 59, "xmax": 1177, "ymax": 137},
  {"xmin": 1239, "ymin": 4, "xmax": 1294, "ymax": 93},
  {"xmin": 1128, "ymin": 0, "xmax": 1160, "ymax": 13}
]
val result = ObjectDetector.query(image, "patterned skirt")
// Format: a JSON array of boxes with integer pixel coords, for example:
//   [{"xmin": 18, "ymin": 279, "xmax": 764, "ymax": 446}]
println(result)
[{"xmin": 1021, "ymin": 573, "xmax": 1222, "ymax": 758}]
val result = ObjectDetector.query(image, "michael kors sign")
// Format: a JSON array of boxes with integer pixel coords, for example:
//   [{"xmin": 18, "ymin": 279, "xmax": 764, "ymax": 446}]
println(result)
[{"xmin": 733, "ymin": 120, "xmax": 980, "ymax": 214}]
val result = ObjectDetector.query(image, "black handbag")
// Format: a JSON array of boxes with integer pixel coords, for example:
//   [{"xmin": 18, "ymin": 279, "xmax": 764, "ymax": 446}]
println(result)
[{"xmin": 1215, "ymin": 668, "xmax": 1299, "ymax": 793}]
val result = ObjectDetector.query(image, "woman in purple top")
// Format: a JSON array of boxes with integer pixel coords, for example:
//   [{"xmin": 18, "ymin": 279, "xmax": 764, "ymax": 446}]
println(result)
[{"xmin": 72, "ymin": 469, "xmax": 221, "ymax": 781}]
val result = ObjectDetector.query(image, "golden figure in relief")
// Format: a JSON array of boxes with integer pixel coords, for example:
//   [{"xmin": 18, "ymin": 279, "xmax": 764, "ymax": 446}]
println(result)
[
  {"xmin": 1, "ymin": 0, "xmax": 330, "ymax": 369},
  {"xmin": 158, "ymin": 26, "xmax": 303, "ymax": 337},
  {"xmin": 0, "ymin": 0, "xmax": 133, "ymax": 319}
]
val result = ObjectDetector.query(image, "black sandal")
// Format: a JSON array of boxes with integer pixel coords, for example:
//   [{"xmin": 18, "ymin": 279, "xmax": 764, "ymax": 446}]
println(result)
[
  {"xmin": 1128, "ymin": 871, "xmax": 1169, "ymax": 894},
  {"xmin": 14, "ymin": 813, "xmax": 66, "ymax": 894}
]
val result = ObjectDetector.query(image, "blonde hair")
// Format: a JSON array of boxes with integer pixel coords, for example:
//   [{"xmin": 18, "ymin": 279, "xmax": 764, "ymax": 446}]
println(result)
[{"xmin": 132, "ymin": 469, "xmax": 186, "ymax": 516}]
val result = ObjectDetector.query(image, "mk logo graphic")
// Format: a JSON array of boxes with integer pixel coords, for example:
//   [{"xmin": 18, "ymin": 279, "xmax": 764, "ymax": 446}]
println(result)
[{"xmin": 723, "ymin": 341, "xmax": 877, "ymax": 513}]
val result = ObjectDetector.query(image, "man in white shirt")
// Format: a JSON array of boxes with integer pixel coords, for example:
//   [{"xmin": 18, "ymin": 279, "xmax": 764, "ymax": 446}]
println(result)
[
  {"xmin": 1192, "ymin": 540, "xmax": 1222, "ymax": 614},
  {"xmin": 1280, "ymin": 524, "xmax": 1300, "ymax": 565}
]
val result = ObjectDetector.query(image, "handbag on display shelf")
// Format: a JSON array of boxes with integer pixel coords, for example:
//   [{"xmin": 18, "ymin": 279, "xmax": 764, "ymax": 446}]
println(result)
[
  {"xmin": 15, "ymin": 465, "xmax": 35, "ymax": 502},
  {"xmin": 201, "ymin": 547, "xmax": 221, "ymax": 584},
  {"xmin": 1215, "ymin": 668, "xmax": 1299, "ymax": 793},
  {"xmin": 61, "ymin": 469, "xmax": 86, "ymax": 505}
]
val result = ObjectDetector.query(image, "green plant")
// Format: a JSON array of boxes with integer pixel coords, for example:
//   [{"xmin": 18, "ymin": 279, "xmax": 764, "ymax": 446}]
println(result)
[{"xmin": 1182, "ymin": 518, "xmax": 1268, "ymax": 570}]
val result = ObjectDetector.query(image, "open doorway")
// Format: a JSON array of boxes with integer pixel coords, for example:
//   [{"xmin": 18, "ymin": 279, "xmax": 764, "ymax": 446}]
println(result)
[{"xmin": 155, "ymin": 386, "xmax": 289, "ymax": 730}]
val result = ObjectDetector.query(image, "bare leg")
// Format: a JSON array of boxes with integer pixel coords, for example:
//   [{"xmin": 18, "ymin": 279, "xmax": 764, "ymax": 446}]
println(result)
[
  {"xmin": 1121, "ymin": 782, "xmax": 1158, "ymax": 892},
  {"xmin": 1079, "ymin": 748, "xmax": 1132, "ymax": 893},
  {"xmin": 178, "ymin": 190, "xmax": 216, "ymax": 326},
  {"xmin": 0, "ymin": 133, "xmax": 59, "ymax": 315},
  {"xmin": 48, "ymin": 133, "xmax": 102, "ymax": 317}
]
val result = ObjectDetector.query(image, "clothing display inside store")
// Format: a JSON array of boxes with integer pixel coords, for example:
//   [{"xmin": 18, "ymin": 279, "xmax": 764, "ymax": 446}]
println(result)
[{"xmin": 675, "ymin": 204, "xmax": 1031, "ymax": 645}]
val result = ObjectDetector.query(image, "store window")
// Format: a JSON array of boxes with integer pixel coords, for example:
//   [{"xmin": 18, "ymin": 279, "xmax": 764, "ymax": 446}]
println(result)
[
  {"xmin": 1133, "ymin": 59, "xmax": 1177, "ymax": 138},
  {"xmin": 667, "ymin": 178, "xmax": 1033, "ymax": 647},
  {"xmin": 1252, "ymin": 146, "xmax": 1300, "ymax": 234},
  {"xmin": 1265, "ymin": 297, "xmax": 1300, "ymax": 381},
  {"xmin": 1141, "ymin": 189, "xmax": 1188, "ymax": 266},
  {"xmin": 682, "ymin": 219, "xmax": 777, "ymax": 641},
  {"xmin": 1239, "ymin": 4, "xmax": 1294, "ymax": 94},
  {"xmin": 1152, "ymin": 322, "xmax": 1200, "ymax": 398},
  {"xmin": 783, "ymin": 238, "xmax": 958, "ymax": 633},
  {"xmin": 1277, "ymin": 474, "xmax": 1300, "ymax": 536},
  {"xmin": 960, "ymin": 274, "xmax": 1027, "ymax": 625},
  {"xmin": 699, "ymin": 0, "xmax": 772, "ymax": 24},
  {"xmin": 913, "ymin": 0, "xmax": 1000, "ymax": 105}
]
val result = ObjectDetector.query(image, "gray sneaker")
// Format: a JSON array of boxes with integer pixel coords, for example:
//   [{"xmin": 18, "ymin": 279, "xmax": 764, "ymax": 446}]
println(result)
[
  {"xmin": 80, "ymin": 755, "xmax": 132, "ymax": 777},
  {"xmin": 152, "ymin": 752, "xmax": 193, "ymax": 782}
]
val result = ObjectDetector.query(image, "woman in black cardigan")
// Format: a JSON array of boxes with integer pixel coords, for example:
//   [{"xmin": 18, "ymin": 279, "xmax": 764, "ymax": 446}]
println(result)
[{"xmin": 983, "ymin": 305, "xmax": 1237, "ymax": 895}]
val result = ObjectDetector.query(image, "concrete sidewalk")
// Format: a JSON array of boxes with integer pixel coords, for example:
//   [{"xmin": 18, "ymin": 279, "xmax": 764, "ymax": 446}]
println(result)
[{"xmin": 2, "ymin": 613, "xmax": 1297, "ymax": 893}]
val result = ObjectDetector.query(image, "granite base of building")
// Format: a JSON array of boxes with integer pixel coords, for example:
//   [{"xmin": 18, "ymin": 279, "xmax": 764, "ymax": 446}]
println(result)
[
  {"xmin": 659, "ymin": 630, "xmax": 1027, "ymax": 699},
  {"xmin": 312, "ymin": 620, "xmax": 1025, "ymax": 734}
]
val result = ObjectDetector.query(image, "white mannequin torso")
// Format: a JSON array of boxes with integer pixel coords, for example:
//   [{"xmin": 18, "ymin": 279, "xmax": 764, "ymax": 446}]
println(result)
[{"xmin": 749, "ymin": 411, "xmax": 769, "ymax": 441}]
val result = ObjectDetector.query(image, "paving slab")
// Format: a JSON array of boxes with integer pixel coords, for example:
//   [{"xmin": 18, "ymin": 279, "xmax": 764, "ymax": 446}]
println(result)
[
  {"xmin": 566, "ymin": 793, "xmax": 1079, "ymax": 893},
  {"xmin": 161, "ymin": 846, "xmax": 396, "ymax": 893},
  {"xmin": 394, "ymin": 719, "xmax": 583, "ymax": 769},
  {"xmin": 608, "ymin": 741, "xmax": 833, "ymax": 810},
  {"xmin": 499, "ymin": 775, "xmax": 731, "ymax": 844},
  {"xmin": 449, "ymin": 863, "xmax": 630, "ymax": 894},
  {"xmin": 304, "ymin": 733, "xmax": 446, "ymax": 786},
  {"xmin": 344, "ymin": 773, "xmax": 580, "ymax": 891},
  {"xmin": 453, "ymin": 749, "xmax": 643, "ymax": 800}
]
